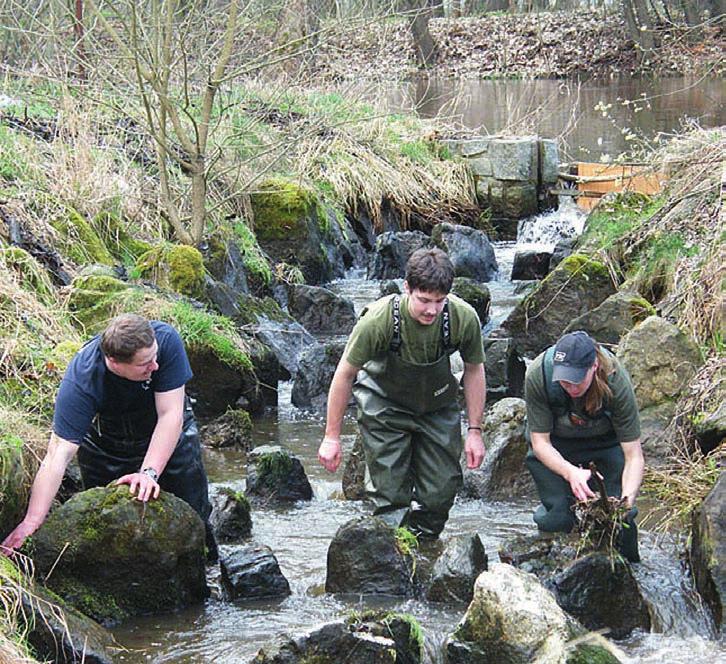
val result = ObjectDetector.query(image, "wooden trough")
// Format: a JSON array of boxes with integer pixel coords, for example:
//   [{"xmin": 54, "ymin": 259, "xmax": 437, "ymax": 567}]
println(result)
[{"xmin": 555, "ymin": 162, "xmax": 667, "ymax": 211}]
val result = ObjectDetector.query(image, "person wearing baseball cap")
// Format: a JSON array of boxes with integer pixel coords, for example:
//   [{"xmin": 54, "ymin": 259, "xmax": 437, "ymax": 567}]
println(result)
[{"xmin": 523, "ymin": 330, "xmax": 644, "ymax": 561}]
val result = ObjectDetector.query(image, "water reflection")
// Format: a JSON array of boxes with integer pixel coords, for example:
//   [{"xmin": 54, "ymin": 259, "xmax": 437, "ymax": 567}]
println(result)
[{"xmin": 384, "ymin": 76, "xmax": 726, "ymax": 161}]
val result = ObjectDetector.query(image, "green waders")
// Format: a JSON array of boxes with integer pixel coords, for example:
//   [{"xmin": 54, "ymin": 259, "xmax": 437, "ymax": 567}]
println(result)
[
  {"xmin": 525, "ymin": 347, "xmax": 640, "ymax": 562},
  {"xmin": 353, "ymin": 297, "xmax": 463, "ymax": 538}
]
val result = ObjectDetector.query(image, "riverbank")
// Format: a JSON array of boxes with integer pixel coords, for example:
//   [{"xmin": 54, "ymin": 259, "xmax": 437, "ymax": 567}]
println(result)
[{"xmin": 315, "ymin": 10, "xmax": 725, "ymax": 81}]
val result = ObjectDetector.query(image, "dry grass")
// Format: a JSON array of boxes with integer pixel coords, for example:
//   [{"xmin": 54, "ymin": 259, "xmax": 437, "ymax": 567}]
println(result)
[
  {"xmin": 297, "ymin": 126, "xmax": 476, "ymax": 230},
  {"xmin": 0, "ymin": 557, "xmax": 42, "ymax": 664}
]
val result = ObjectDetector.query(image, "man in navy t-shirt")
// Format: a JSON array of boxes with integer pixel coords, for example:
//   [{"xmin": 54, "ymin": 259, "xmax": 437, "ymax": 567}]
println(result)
[{"xmin": 1, "ymin": 313, "xmax": 215, "ymax": 559}]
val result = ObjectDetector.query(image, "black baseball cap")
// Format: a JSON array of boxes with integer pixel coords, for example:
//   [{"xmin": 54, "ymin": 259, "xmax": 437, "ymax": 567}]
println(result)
[{"xmin": 551, "ymin": 331, "xmax": 596, "ymax": 384}]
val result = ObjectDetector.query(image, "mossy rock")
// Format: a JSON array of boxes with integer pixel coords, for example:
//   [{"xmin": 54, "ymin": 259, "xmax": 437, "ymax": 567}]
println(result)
[
  {"xmin": 67, "ymin": 274, "xmax": 147, "ymax": 332},
  {"xmin": 500, "ymin": 253, "xmax": 616, "ymax": 359},
  {"xmin": 31, "ymin": 486, "xmax": 208, "ymax": 624},
  {"xmin": 251, "ymin": 177, "xmax": 320, "ymax": 242},
  {"xmin": 135, "ymin": 243, "xmax": 206, "ymax": 298},
  {"xmin": 451, "ymin": 277, "xmax": 491, "ymax": 324},
  {"xmin": 51, "ymin": 208, "xmax": 115, "ymax": 266},
  {"xmin": 200, "ymin": 407, "xmax": 253, "ymax": 449},
  {"xmin": 210, "ymin": 486, "xmax": 253, "ymax": 543},
  {"xmin": 235, "ymin": 293, "xmax": 290, "ymax": 327},
  {"xmin": 92, "ymin": 211, "xmax": 153, "ymax": 264},
  {"xmin": 246, "ymin": 446, "xmax": 313, "ymax": 502}
]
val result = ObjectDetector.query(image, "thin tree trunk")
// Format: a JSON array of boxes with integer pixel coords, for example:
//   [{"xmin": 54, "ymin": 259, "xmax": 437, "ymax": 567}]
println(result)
[{"xmin": 407, "ymin": 0, "xmax": 438, "ymax": 68}]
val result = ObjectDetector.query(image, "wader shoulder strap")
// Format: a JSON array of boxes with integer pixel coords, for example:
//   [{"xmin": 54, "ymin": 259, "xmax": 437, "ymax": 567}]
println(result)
[
  {"xmin": 389, "ymin": 296, "xmax": 453, "ymax": 353},
  {"xmin": 390, "ymin": 296, "xmax": 402, "ymax": 352},
  {"xmin": 542, "ymin": 346, "xmax": 568, "ymax": 413}
]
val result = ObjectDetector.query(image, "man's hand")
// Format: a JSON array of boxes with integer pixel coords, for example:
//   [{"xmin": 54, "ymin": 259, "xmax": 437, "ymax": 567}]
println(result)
[
  {"xmin": 1, "ymin": 519, "xmax": 40, "ymax": 556},
  {"xmin": 464, "ymin": 429, "xmax": 485, "ymax": 469},
  {"xmin": 566, "ymin": 465, "xmax": 597, "ymax": 502},
  {"xmin": 116, "ymin": 472, "xmax": 161, "ymax": 502},
  {"xmin": 318, "ymin": 437, "xmax": 342, "ymax": 473}
]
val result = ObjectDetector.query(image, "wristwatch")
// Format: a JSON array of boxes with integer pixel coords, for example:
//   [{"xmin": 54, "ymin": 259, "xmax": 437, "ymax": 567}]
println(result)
[{"xmin": 141, "ymin": 467, "xmax": 158, "ymax": 482}]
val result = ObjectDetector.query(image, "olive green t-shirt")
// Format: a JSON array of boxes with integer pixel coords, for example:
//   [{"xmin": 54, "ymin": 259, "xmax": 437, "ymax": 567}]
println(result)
[
  {"xmin": 344, "ymin": 293, "xmax": 485, "ymax": 368},
  {"xmin": 525, "ymin": 349, "xmax": 641, "ymax": 442}
]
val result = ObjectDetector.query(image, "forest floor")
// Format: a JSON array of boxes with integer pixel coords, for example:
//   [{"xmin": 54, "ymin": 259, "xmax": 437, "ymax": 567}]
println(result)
[{"xmin": 314, "ymin": 10, "xmax": 725, "ymax": 81}]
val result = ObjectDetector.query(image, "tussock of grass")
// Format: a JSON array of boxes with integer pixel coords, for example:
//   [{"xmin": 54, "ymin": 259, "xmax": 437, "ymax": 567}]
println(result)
[{"xmin": 298, "ymin": 128, "xmax": 476, "ymax": 231}]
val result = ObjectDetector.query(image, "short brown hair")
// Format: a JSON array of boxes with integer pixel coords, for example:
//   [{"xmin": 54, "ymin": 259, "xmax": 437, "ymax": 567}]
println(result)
[
  {"xmin": 405, "ymin": 247, "xmax": 454, "ymax": 294},
  {"xmin": 101, "ymin": 314, "xmax": 155, "ymax": 362}
]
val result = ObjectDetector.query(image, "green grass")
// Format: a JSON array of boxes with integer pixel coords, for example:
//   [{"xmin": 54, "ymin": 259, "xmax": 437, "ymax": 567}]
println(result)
[
  {"xmin": 581, "ymin": 192, "xmax": 661, "ymax": 249},
  {"xmin": 164, "ymin": 301, "xmax": 253, "ymax": 371},
  {"xmin": 233, "ymin": 222, "xmax": 273, "ymax": 284}
]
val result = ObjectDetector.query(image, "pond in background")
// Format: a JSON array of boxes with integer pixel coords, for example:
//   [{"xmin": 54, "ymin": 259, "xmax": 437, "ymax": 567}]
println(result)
[{"xmin": 380, "ymin": 75, "xmax": 725, "ymax": 161}]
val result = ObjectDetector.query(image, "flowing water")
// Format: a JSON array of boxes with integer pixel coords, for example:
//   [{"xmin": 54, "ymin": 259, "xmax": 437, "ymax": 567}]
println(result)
[{"xmin": 112, "ymin": 200, "xmax": 724, "ymax": 663}]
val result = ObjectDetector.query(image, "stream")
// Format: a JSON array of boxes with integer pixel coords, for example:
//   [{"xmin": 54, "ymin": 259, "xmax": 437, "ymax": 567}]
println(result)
[{"xmin": 112, "ymin": 198, "xmax": 724, "ymax": 663}]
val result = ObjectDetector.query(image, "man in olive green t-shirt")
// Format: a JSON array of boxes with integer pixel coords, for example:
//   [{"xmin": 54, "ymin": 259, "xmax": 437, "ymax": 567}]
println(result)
[
  {"xmin": 318, "ymin": 248, "xmax": 486, "ymax": 538},
  {"xmin": 524, "ymin": 330, "xmax": 644, "ymax": 561}
]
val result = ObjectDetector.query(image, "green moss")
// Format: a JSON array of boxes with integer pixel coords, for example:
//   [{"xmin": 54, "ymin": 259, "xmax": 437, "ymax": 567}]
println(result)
[
  {"xmin": 50, "ymin": 576, "xmax": 126, "ymax": 624},
  {"xmin": 580, "ymin": 192, "xmax": 658, "ymax": 249},
  {"xmin": 558, "ymin": 254, "xmax": 609, "ymax": 279},
  {"xmin": 226, "ymin": 408, "xmax": 253, "ymax": 439},
  {"xmin": 235, "ymin": 293, "xmax": 288, "ymax": 326},
  {"xmin": 386, "ymin": 613, "xmax": 424, "ymax": 658},
  {"xmin": 67, "ymin": 275, "xmax": 146, "ymax": 332},
  {"xmin": 233, "ymin": 222, "xmax": 273, "ymax": 285},
  {"xmin": 48, "ymin": 340, "xmax": 83, "ymax": 372},
  {"xmin": 627, "ymin": 296, "xmax": 656, "ymax": 322},
  {"xmin": 251, "ymin": 178, "xmax": 320, "ymax": 242},
  {"xmin": 51, "ymin": 208, "xmax": 115, "ymax": 266},
  {"xmin": 255, "ymin": 451, "xmax": 293, "ymax": 483},
  {"xmin": 135, "ymin": 244, "xmax": 205, "ymax": 298},
  {"xmin": 91, "ymin": 211, "xmax": 153, "ymax": 264},
  {"xmin": 163, "ymin": 300, "xmax": 252, "ymax": 371},
  {"xmin": 566, "ymin": 643, "xmax": 620, "ymax": 664}
]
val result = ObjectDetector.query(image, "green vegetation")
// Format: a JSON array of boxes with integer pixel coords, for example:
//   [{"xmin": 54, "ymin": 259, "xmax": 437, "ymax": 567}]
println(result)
[
  {"xmin": 135, "ymin": 244, "xmax": 206, "ymax": 298},
  {"xmin": 255, "ymin": 450, "xmax": 293, "ymax": 482},
  {"xmin": 394, "ymin": 527, "xmax": 418, "ymax": 556},
  {"xmin": 250, "ymin": 177, "xmax": 321, "ymax": 242},
  {"xmin": 163, "ymin": 301, "xmax": 253, "ymax": 371},
  {"xmin": 51, "ymin": 208, "xmax": 116, "ymax": 266}
]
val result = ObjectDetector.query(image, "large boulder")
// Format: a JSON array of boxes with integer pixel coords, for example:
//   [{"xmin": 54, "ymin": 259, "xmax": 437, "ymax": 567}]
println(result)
[
  {"xmin": 286, "ymin": 284, "xmax": 357, "ymax": 336},
  {"xmin": 326, "ymin": 516, "xmax": 415, "ymax": 596},
  {"xmin": 220, "ymin": 544, "xmax": 291, "ymax": 600},
  {"xmin": 291, "ymin": 341, "xmax": 347, "ymax": 414},
  {"xmin": 426, "ymin": 534, "xmax": 488, "ymax": 604},
  {"xmin": 246, "ymin": 446, "xmax": 313, "ymax": 503},
  {"xmin": 617, "ymin": 316, "xmax": 701, "ymax": 464},
  {"xmin": 690, "ymin": 473, "xmax": 726, "ymax": 632},
  {"xmin": 250, "ymin": 617, "xmax": 420, "ymax": 664},
  {"xmin": 550, "ymin": 552, "xmax": 651, "ymax": 639},
  {"xmin": 483, "ymin": 337, "xmax": 525, "ymax": 403},
  {"xmin": 451, "ymin": 277, "xmax": 491, "ymax": 324},
  {"xmin": 31, "ymin": 486, "xmax": 208, "ymax": 625},
  {"xmin": 209, "ymin": 487, "xmax": 252, "ymax": 543},
  {"xmin": 251, "ymin": 180, "xmax": 354, "ymax": 284},
  {"xmin": 511, "ymin": 249, "xmax": 551, "ymax": 281},
  {"xmin": 445, "ymin": 563, "xmax": 622, "ymax": 664},
  {"xmin": 617, "ymin": 316, "xmax": 701, "ymax": 410},
  {"xmin": 499, "ymin": 254, "xmax": 616, "ymax": 359},
  {"xmin": 431, "ymin": 223, "xmax": 498, "ymax": 282},
  {"xmin": 368, "ymin": 231, "xmax": 431, "ymax": 280},
  {"xmin": 564, "ymin": 290, "xmax": 655, "ymax": 346},
  {"xmin": 461, "ymin": 398, "xmax": 536, "ymax": 501}
]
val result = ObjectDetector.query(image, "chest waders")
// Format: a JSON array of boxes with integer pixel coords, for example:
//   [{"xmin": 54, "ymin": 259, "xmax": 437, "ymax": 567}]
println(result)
[
  {"xmin": 525, "ymin": 346, "xmax": 639, "ymax": 561},
  {"xmin": 353, "ymin": 296, "xmax": 463, "ymax": 538},
  {"xmin": 78, "ymin": 397, "xmax": 217, "ymax": 560}
]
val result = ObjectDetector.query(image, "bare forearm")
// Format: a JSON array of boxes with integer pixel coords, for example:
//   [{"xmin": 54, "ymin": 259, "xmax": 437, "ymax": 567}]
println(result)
[
  {"xmin": 142, "ymin": 412, "xmax": 183, "ymax": 475},
  {"xmin": 324, "ymin": 366, "xmax": 356, "ymax": 441},
  {"xmin": 531, "ymin": 433, "xmax": 575, "ymax": 480},
  {"xmin": 462, "ymin": 363, "xmax": 485, "ymax": 428},
  {"xmin": 25, "ymin": 436, "xmax": 77, "ymax": 527},
  {"xmin": 621, "ymin": 441, "xmax": 644, "ymax": 505}
]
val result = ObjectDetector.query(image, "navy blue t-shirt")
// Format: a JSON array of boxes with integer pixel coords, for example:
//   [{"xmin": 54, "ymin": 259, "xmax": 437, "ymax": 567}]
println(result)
[{"xmin": 53, "ymin": 322, "xmax": 193, "ymax": 444}]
